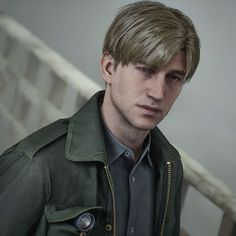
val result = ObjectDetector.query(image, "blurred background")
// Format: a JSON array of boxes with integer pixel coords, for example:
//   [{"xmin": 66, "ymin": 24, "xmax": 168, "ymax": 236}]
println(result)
[{"xmin": 0, "ymin": 1, "xmax": 235, "ymax": 235}]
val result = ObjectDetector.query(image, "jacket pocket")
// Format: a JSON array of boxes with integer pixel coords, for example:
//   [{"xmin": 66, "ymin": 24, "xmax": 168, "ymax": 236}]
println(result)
[{"xmin": 44, "ymin": 204, "xmax": 103, "ymax": 236}]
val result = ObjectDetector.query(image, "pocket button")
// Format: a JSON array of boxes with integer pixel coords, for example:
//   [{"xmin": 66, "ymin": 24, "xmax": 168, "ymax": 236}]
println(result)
[{"xmin": 74, "ymin": 212, "xmax": 95, "ymax": 232}]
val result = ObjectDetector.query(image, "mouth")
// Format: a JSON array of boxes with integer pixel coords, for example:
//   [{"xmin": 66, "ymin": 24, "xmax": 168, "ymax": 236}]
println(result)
[{"xmin": 138, "ymin": 105, "xmax": 162, "ymax": 116}]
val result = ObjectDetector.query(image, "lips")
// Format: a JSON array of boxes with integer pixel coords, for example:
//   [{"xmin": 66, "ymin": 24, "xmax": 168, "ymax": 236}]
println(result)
[{"xmin": 138, "ymin": 105, "xmax": 162, "ymax": 116}]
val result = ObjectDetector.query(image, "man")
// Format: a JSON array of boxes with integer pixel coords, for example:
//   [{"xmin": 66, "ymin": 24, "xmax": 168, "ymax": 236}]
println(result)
[{"xmin": 0, "ymin": 1, "xmax": 200, "ymax": 235}]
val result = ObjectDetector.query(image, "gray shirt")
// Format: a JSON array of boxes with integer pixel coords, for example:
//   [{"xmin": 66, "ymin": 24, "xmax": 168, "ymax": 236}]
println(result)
[{"xmin": 104, "ymin": 126, "xmax": 156, "ymax": 236}]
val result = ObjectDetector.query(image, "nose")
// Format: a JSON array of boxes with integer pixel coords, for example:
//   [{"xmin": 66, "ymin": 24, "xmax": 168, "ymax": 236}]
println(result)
[{"xmin": 147, "ymin": 73, "xmax": 166, "ymax": 101}]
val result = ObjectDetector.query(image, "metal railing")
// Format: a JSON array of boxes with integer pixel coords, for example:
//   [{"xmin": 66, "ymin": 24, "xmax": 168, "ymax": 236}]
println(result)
[{"xmin": 0, "ymin": 13, "xmax": 235, "ymax": 236}]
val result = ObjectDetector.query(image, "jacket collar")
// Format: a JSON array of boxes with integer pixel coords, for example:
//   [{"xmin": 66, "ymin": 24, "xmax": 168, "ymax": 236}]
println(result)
[
  {"xmin": 65, "ymin": 90, "xmax": 180, "ymax": 165},
  {"xmin": 150, "ymin": 127, "xmax": 181, "ymax": 166},
  {"xmin": 65, "ymin": 91, "xmax": 107, "ymax": 163}
]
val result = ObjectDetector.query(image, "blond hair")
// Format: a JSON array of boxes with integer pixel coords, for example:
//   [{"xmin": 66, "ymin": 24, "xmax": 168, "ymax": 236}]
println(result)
[{"xmin": 103, "ymin": 1, "xmax": 200, "ymax": 81}]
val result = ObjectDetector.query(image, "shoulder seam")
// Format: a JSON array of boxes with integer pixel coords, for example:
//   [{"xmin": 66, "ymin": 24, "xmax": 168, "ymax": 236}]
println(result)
[{"xmin": 16, "ymin": 119, "xmax": 69, "ymax": 159}]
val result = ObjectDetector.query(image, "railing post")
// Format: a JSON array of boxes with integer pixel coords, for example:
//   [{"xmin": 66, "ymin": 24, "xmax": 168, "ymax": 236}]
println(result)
[
  {"xmin": 218, "ymin": 213, "xmax": 236, "ymax": 236},
  {"xmin": 180, "ymin": 227, "xmax": 191, "ymax": 236},
  {"xmin": 181, "ymin": 179, "xmax": 189, "ymax": 210}
]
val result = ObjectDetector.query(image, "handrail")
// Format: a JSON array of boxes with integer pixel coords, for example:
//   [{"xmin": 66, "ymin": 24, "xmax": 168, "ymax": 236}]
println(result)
[
  {"xmin": 177, "ymin": 147, "xmax": 236, "ymax": 221},
  {"xmin": 0, "ymin": 13, "xmax": 102, "ymax": 99}
]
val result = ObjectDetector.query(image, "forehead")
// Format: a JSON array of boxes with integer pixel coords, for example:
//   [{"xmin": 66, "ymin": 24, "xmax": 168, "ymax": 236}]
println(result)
[
  {"xmin": 137, "ymin": 51, "xmax": 186, "ymax": 74},
  {"xmin": 165, "ymin": 51, "xmax": 186, "ymax": 71}
]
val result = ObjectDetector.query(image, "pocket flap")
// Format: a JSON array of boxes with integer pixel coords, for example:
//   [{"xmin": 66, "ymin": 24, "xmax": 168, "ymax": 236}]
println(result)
[{"xmin": 45, "ymin": 204, "xmax": 103, "ymax": 223}]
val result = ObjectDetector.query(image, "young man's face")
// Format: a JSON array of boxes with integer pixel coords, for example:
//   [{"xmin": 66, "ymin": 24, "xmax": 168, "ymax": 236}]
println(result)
[{"xmin": 102, "ymin": 51, "xmax": 186, "ymax": 131}]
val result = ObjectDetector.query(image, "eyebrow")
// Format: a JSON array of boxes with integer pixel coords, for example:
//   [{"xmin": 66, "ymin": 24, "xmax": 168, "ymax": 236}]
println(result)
[
  {"xmin": 167, "ymin": 69, "xmax": 186, "ymax": 76},
  {"xmin": 135, "ymin": 63, "xmax": 186, "ymax": 76}
]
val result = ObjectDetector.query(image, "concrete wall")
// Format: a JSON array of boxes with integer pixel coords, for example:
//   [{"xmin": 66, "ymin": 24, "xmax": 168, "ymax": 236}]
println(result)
[{"xmin": 2, "ymin": 1, "xmax": 236, "ymax": 235}]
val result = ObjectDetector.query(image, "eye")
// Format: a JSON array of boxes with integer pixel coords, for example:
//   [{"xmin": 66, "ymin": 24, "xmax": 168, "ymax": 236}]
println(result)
[
  {"xmin": 136, "ymin": 66, "xmax": 156, "ymax": 76},
  {"xmin": 167, "ymin": 74, "xmax": 185, "ymax": 84}
]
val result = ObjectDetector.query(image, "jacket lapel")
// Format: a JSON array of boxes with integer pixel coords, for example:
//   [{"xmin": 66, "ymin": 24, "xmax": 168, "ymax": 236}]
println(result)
[{"xmin": 65, "ymin": 91, "xmax": 107, "ymax": 164}]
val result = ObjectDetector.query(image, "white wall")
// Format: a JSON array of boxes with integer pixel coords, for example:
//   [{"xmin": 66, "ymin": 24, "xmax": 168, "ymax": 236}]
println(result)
[
  {"xmin": 3, "ymin": 1, "xmax": 236, "ymax": 235},
  {"xmin": 0, "ymin": 0, "xmax": 6, "ymax": 9}
]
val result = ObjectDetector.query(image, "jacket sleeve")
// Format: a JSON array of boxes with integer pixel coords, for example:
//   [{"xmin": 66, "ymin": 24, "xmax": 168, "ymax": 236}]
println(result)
[{"xmin": 0, "ymin": 146, "xmax": 50, "ymax": 236}]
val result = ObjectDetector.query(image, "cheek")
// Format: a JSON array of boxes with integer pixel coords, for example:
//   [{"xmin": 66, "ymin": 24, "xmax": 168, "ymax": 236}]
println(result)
[
  {"xmin": 174, "ymin": 88, "xmax": 182, "ymax": 101},
  {"xmin": 112, "ymin": 78, "xmax": 133, "ymax": 97},
  {"xmin": 110, "ymin": 81, "xmax": 127, "ymax": 107},
  {"xmin": 166, "ymin": 89, "xmax": 182, "ymax": 106}
]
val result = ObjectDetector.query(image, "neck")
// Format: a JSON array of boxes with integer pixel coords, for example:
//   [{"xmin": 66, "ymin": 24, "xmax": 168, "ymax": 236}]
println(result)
[{"xmin": 101, "ymin": 92, "xmax": 149, "ymax": 159}]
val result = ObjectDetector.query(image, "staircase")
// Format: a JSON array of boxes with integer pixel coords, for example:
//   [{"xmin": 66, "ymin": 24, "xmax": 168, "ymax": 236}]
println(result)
[{"xmin": 0, "ymin": 14, "xmax": 235, "ymax": 236}]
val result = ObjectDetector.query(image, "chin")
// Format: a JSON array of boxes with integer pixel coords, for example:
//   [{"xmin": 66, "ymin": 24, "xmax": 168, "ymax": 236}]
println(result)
[
  {"xmin": 135, "ymin": 117, "xmax": 163, "ymax": 130},
  {"xmin": 133, "ymin": 121, "xmax": 158, "ymax": 131}
]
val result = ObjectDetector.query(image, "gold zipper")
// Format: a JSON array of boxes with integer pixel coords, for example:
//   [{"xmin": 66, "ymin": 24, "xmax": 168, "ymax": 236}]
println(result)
[
  {"xmin": 160, "ymin": 161, "xmax": 172, "ymax": 236},
  {"xmin": 104, "ymin": 165, "xmax": 116, "ymax": 236}
]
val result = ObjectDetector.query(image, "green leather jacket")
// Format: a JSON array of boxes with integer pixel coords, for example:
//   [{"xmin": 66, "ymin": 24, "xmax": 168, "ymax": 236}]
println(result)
[{"xmin": 0, "ymin": 91, "xmax": 183, "ymax": 236}]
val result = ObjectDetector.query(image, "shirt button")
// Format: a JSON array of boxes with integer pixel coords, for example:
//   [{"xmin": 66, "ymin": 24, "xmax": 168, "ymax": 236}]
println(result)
[
  {"xmin": 125, "ymin": 151, "xmax": 131, "ymax": 157},
  {"xmin": 130, "ymin": 226, "xmax": 135, "ymax": 233},
  {"xmin": 131, "ymin": 176, "xmax": 135, "ymax": 183}
]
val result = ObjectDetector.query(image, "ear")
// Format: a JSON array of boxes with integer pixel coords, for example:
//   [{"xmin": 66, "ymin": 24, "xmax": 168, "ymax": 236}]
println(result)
[{"xmin": 100, "ymin": 52, "xmax": 115, "ymax": 85}]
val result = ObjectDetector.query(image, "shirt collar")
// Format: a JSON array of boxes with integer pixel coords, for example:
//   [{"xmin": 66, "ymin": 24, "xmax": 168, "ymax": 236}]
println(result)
[{"xmin": 103, "ymin": 124, "xmax": 153, "ymax": 168}]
